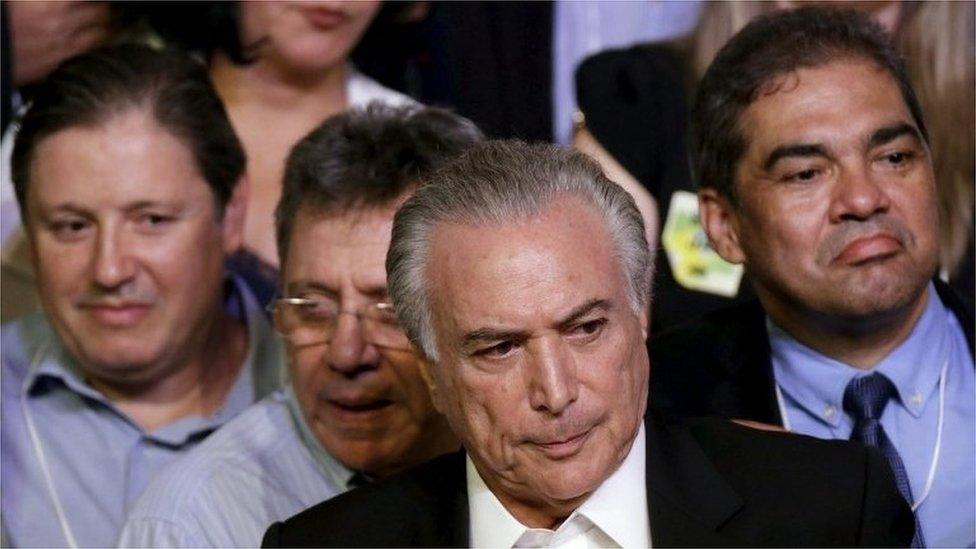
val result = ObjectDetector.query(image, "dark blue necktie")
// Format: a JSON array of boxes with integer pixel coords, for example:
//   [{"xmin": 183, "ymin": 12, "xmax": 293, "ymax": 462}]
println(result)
[
  {"xmin": 843, "ymin": 373, "xmax": 925, "ymax": 548},
  {"xmin": 347, "ymin": 472, "xmax": 372, "ymax": 490}
]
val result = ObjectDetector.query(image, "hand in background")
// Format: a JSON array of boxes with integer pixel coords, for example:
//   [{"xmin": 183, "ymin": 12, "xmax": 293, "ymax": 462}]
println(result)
[{"xmin": 8, "ymin": 0, "xmax": 111, "ymax": 86}]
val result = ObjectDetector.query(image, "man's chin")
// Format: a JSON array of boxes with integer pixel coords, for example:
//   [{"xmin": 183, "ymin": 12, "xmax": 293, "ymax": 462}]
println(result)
[
  {"xmin": 838, "ymin": 269, "xmax": 928, "ymax": 314},
  {"xmin": 76, "ymin": 345, "xmax": 171, "ymax": 382},
  {"xmin": 528, "ymin": 453, "xmax": 613, "ymax": 501}
]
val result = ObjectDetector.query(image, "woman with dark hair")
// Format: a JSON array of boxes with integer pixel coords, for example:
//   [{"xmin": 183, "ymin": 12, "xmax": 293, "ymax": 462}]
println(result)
[
  {"xmin": 152, "ymin": 3, "xmax": 411, "ymax": 263},
  {"xmin": 145, "ymin": 2, "xmax": 415, "ymax": 304}
]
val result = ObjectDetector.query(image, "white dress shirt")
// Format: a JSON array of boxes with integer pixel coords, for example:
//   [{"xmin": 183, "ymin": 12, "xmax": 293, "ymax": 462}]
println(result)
[{"xmin": 469, "ymin": 425, "xmax": 651, "ymax": 548}]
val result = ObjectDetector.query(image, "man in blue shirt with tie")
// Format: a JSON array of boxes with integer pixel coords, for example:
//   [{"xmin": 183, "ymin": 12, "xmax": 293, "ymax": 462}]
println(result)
[{"xmin": 653, "ymin": 7, "xmax": 974, "ymax": 548}]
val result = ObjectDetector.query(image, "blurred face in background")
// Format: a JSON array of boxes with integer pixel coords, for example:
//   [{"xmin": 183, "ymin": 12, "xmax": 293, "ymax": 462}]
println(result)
[
  {"xmin": 25, "ymin": 108, "xmax": 244, "ymax": 385},
  {"xmin": 278, "ymin": 205, "xmax": 456, "ymax": 478},
  {"xmin": 240, "ymin": 1, "xmax": 381, "ymax": 74}
]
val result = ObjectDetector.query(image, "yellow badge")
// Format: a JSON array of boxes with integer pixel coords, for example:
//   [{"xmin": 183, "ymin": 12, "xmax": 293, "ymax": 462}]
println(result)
[{"xmin": 661, "ymin": 191, "xmax": 744, "ymax": 297}]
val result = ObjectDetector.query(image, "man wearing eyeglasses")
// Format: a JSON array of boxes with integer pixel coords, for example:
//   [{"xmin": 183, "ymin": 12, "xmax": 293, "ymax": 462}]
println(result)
[{"xmin": 118, "ymin": 104, "xmax": 483, "ymax": 548}]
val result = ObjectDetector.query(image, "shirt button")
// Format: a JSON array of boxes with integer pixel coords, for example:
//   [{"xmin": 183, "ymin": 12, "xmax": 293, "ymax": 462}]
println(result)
[
  {"xmin": 910, "ymin": 393, "xmax": 923, "ymax": 406},
  {"xmin": 823, "ymin": 405, "xmax": 835, "ymax": 419}
]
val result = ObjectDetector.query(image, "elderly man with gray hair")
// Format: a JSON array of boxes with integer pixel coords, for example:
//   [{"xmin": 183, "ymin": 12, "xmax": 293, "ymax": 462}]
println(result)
[{"xmin": 264, "ymin": 140, "xmax": 913, "ymax": 547}]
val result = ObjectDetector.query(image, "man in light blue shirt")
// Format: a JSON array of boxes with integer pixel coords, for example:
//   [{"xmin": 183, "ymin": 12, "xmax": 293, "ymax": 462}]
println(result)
[
  {"xmin": 118, "ymin": 104, "xmax": 482, "ymax": 547},
  {"xmin": 661, "ymin": 7, "xmax": 975, "ymax": 547},
  {"xmin": 769, "ymin": 282, "xmax": 974, "ymax": 547},
  {"xmin": 0, "ymin": 46, "xmax": 283, "ymax": 547}
]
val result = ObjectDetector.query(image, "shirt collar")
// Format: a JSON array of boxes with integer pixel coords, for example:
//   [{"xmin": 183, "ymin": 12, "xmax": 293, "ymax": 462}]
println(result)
[
  {"xmin": 575, "ymin": 423, "xmax": 650, "ymax": 548},
  {"xmin": 284, "ymin": 383, "xmax": 355, "ymax": 490},
  {"xmin": 770, "ymin": 282, "xmax": 949, "ymax": 426},
  {"xmin": 468, "ymin": 456, "xmax": 526, "ymax": 548},
  {"xmin": 468, "ymin": 425, "xmax": 649, "ymax": 548}
]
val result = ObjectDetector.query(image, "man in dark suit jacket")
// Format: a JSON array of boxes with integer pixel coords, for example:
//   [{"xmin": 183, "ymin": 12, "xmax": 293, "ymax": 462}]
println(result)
[
  {"xmin": 264, "ymin": 139, "xmax": 911, "ymax": 547},
  {"xmin": 662, "ymin": 6, "xmax": 976, "ymax": 548},
  {"xmin": 264, "ymin": 413, "xmax": 911, "ymax": 547},
  {"xmin": 651, "ymin": 280, "xmax": 973, "ymax": 423}
]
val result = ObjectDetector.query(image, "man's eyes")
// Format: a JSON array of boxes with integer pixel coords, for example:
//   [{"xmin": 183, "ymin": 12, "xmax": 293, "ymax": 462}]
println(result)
[
  {"xmin": 567, "ymin": 318, "xmax": 607, "ymax": 340},
  {"xmin": 474, "ymin": 340, "xmax": 519, "ymax": 359},
  {"xmin": 49, "ymin": 219, "xmax": 91, "ymax": 240},
  {"xmin": 471, "ymin": 319, "xmax": 607, "ymax": 360},
  {"xmin": 46, "ymin": 213, "xmax": 178, "ymax": 239},
  {"xmin": 876, "ymin": 150, "xmax": 916, "ymax": 169},
  {"xmin": 787, "ymin": 169, "xmax": 819, "ymax": 182},
  {"xmin": 294, "ymin": 296, "xmax": 339, "ymax": 318},
  {"xmin": 779, "ymin": 166, "xmax": 825, "ymax": 184},
  {"xmin": 136, "ymin": 213, "xmax": 176, "ymax": 229}
]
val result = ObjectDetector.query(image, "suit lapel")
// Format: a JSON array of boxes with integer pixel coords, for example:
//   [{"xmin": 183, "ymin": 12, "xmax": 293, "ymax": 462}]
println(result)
[
  {"xmin": 447, "ymin": 474, "xmax": 470, "ymax": 547},
  {"xmin": 712, "ymin": 301, "xmax": 782, "ymax": 424},
  {"xmin": 402, "ymin": 451, "xmax": 470, "ymax": 547},
  {"xmin": 934, "ymin": 277, "xmax": 975, "ymax": 358},
  {"xmin": 644, "ymin": 414, "xmax": 744, "ymax": 546}
]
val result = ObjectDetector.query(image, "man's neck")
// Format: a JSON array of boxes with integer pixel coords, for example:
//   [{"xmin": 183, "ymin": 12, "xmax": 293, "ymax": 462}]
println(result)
[
  {"xmin": 89, "ymin": 310, "xmax": 249, "ymax": 431},
  {"xmin": 763, "ymin": 286, "xmax": 931, "ymax": 370},
  {"xmin": 476, "ymin": 467, "xmax": 588, "ymax": 530}
]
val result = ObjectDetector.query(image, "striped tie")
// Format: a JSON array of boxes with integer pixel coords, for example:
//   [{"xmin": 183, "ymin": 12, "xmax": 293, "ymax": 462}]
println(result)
[{"xmin": 843, "ymin": 373, "xmax": 925, "ymax": 548}]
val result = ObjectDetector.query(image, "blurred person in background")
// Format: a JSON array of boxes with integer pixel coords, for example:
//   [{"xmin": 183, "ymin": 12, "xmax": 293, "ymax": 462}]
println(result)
[
  {"xmin": 574, "ymin": 1, "xmax": 974, "ymax": 331},
  {"xmin": 1, "ymin": 1, "xmax": 115, "ymax": 322},
  {"xmin": 152, "ymin": 2, "xmax": 413, "ymax": 298},
  {"xmin": 1, "ymin": 1, "xmax": 113, "ymax": 132},
  {"xmin": 655, "ymin": 7, "xmax": 974, "ymax": 546},
  {"xmin": 347, "ymin": 1, "xmax": 702, "ymax": 144},
  {"xmin": 2, "ymin": 2, "xmax": 414, "ymax": 319},
  {"xmin": 118, "ymin": 105, "xmax": 481, "ymax": 548},
  {"xmin": 897, "ymin": 1, "xmax": 975, "ymax": 301},
  {"xmin": 1, "ymin": 45, "xmax": 283, "ymax": 547}
]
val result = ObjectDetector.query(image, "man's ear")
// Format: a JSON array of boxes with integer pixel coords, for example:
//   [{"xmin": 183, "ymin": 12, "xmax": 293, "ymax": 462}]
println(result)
[
  {"xmin": 417, "ymin": 356, "xmax": 445, "ymax": 413},
  {"xmin": 221, "ymin": 174, "xmax": 249, "ymax": 254},
  {"xmin": 698, "ymin": 188, "xmax": 746, "ymax": 265}
]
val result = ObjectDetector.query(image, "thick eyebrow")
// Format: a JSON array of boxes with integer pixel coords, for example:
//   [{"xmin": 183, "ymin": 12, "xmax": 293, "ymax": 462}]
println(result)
[
  {"xmin": 41, "ymin": 200, "xmax": 175, "ymax": 215},
  {"xmin": 555, "ymin": 298, "xmax": 612, "ymax": 331},
  {"xmin": 762, "ymin": 143, "xmax": 828, "ymax": 171},
  {"xmin": 460, "ymin": 298, "xmax": 612, "ymax": 349},
  {"xmin": 284, "ymin": 281, "xmax": 338, "ymax": 299},
  {"xmin": 461, "ymin": 327, "xmax": 527, "ymax": 349},
  {"xmin": 43, "ymin": 203, "xmax": 91, "ymax": 216},
  {"xmin": 868, "ymin": 123, "xmax": 922, "ymax": 149}
]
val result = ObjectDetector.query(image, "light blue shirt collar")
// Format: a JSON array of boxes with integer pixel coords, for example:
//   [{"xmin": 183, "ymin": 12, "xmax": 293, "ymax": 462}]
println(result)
[
  {"xmin": 770, "ymin": 283, "xmax": 948, "ymax": 427},
  {"xmin": 23, "ymin": 275, "xmax": 268, "ymax": 445},
  {"xmin": 284, "ymin": 383, "xmax": 355, "ymax": 490}
]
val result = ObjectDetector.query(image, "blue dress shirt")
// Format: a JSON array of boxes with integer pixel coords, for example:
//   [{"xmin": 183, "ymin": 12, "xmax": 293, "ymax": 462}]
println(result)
[
  {"xmin": 117, "ymin": 387, "xmax": 351, "ymax": 547},
  {"xmin": 769, "ymin": 284, "xmax": 975, "ymax": 548},
  {"xmin": 0, "ymin": 276, "xmax": 283, "ymax": 547}
]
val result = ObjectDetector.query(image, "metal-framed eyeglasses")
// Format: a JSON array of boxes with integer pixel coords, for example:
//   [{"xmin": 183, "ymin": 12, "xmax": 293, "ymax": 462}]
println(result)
[{"xmin": 269, "ymin": 295, "xmax": 412, "ymax": 350}]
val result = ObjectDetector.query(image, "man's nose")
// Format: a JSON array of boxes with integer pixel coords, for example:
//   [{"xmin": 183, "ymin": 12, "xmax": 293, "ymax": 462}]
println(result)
[
  {"xmin": 527, "ymin": 339, "xmax": 579, "ymax": 415},
  {"xmin": 92, "ymin": 227, "xmax": 137, "ymax": 289},
  {"xmin": 829, "ymin": 164, "xmax": 891, "ymax": 222},
  {"xmin": 325, "ymin": 311, "xmax": 381, "ymax": 375}
]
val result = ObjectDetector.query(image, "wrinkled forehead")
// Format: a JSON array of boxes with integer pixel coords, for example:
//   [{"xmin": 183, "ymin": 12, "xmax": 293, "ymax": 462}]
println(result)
[
  {"xmin": 733, "ymin": 59, "xmax": 921, "ymax": 178},
  {"xmin": 27, "ymin": 111, "xmax": 216, "ymax": 215},
  {"xmin": 423, "ymin": 197, "xmax": 626, "ymax": 333},
  {"xmin": 283, "ymin": 204, "xmax": 398, "ymax": 292},
  {"xmin": 738, "ymin": 56, "xmax": 921, "ymax": 144}
]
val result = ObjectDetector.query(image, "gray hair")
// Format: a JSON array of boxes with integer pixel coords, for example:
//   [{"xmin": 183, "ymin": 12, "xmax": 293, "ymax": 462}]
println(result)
[
  {"xmin": 387, "ymin": 140, "xmax": 653, "ymax": 361},
  {"xmin": 276, "ymin": 103, "xmax": 483, "ymax": 265}
]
